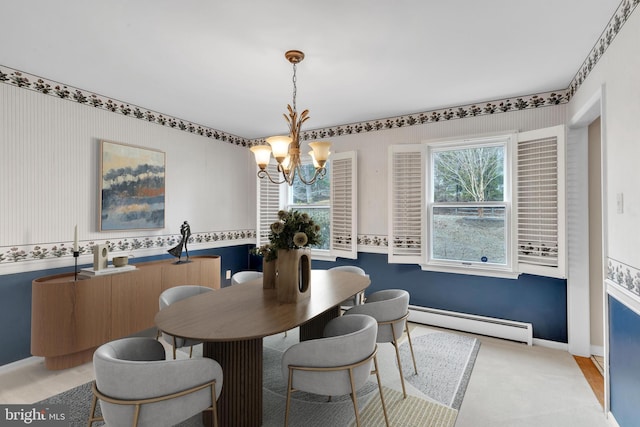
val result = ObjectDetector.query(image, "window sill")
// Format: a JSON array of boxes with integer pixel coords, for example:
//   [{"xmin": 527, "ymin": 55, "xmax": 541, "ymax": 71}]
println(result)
[
  {"xmin": 311, "ymin": 252, "xmax": 337, "ymax": 262},
  {"xmin": 420, "ymin": 263, "xmax": 520, "ymax": 279}
]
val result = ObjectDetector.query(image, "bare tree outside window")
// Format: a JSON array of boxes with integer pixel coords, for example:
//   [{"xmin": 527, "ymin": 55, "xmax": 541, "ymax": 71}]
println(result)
[
  {"xmin": 431, "ymin": 144, "xmax": 507, "ymax": 265},
  {"xmin": 433, "ymin": 146, "xmax": 504, "ymax": 203}
]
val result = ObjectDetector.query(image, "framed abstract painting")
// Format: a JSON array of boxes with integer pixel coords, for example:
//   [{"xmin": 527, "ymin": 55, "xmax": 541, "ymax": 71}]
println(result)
[{"xmin": 99, "ymin": 140, "xmax": 165, "ymax": 231}]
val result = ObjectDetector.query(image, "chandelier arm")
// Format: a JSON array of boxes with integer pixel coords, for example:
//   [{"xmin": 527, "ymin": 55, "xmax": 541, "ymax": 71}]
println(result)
[
  {"xmin": 257, "ymin": 168, "xmax": 287, "ymax": 185},
  {"xmin": 294, "ymin": 164, "xmax": 327, "ymax": 185}
]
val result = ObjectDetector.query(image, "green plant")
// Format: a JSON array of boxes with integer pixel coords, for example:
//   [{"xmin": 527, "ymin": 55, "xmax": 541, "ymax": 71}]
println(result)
[
  {"xmin": 268, "ymin": 209, "xmax": 322, "ymax": 253},
  {"xmin": 250, "ymin": 243, "xmax": 277, "ymax": 262}
]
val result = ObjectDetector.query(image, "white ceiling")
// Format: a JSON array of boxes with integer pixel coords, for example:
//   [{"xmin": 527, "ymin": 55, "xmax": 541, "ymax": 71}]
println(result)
[{"xmin": 1, "ymin": 0, "xmax": 621, "ymax": 139}]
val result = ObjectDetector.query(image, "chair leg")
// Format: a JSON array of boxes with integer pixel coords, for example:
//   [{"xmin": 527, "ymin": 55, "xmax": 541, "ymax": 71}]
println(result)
[
  {"xmin": 285, "ymin": 368, "xmax": 294, "ymax": 427},
  {"xmin": 87, "ymin": 390, "xmax": 99, "ymax": 427},
  {"xmin": 132, "ymin": 404, "xmax": 141, "ymax": 427},
  {"xmin": 405, "ymin": 323, "xmax": 418, "ymax": 374},
  {"xmin": 189, "ymin": 345, "xmax": 193, "ymax": 358},
  {"xmin": 391, "ymin": 326, "xmax": 408, "ymax": 398},
  {"xmin": 210, "ymin": 382, "xmax": 219, "ymax": 427},
  {"xmin": 372, "ymin": 355, "xmax": 390, "ymax": 427},
  {"xmin": 348, "ymin": 368, "xmax": 361, "ymax": 427},
  {"xmin": 172, "ymin": 336, "xmax": 177, "ymax": 360}
]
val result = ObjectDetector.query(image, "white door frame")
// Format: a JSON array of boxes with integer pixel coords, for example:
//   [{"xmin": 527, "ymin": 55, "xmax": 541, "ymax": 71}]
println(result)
[{"xmin": 568, "ymin": 85, "xmax": 608, "ymax": 411}]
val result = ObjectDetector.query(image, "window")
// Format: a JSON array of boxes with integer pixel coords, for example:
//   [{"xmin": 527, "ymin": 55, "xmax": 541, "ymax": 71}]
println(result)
[
  {"xmin": 429, "ymin": 139, "xmax": 510, "ymax": 269},
  {"xmin": 389, "ymin": 126, "xmax": 565, "ymax": 279},
  {"xmin": 288, "ymin": 162, "xmax": 331, "ymax": 250},
  {"xmin": 257, "ymin": 151, "xmax": 357, "ymax": 260}
]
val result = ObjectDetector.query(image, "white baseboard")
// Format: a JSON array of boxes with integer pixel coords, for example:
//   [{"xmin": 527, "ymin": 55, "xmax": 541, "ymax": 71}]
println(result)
[
  {"xmin": 607, "ymin": 411, "xmax": 620, "ymax": 427},
  {"xmin": 591, "ymin": 345, "xmax": 604, "ymax": 357},
  {"xmin": 532, "ymin": 338, "xmax": 569, "ymax": 351},
  {"xmin": 0, "ymin": 356, "xmax": 42, "ymax": 374}
]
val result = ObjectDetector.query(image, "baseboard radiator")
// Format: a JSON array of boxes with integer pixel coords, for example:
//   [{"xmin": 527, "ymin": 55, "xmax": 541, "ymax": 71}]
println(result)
[{"xmin": 408, "ymin": 305, "xmax": 533, "ymax": 346}]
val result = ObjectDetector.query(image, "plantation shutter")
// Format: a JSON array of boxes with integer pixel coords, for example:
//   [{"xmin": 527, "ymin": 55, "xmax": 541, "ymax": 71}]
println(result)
[
  {"xmin": 256, "ymin": 162, "xmax": 282, "ymax": 246},
  {"xmin": 388, "ymin": 144, "xmax": 424, "ymax": 264},
  {"xmin": 516, "ymin": 125, "xmax": 566, "ymax": 278},
  {"xmin": 330, "ymin": 151, "xmax": 357, "ymax": 259}
]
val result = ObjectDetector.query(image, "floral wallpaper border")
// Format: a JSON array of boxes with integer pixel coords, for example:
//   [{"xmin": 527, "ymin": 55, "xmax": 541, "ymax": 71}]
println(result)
[
  {"xmin": 2, "ymin": 2, "xmax": 638, "ymax": 267},
  {"xmin": 568, "ymin": 0, "xmax": 639, "ymax": 99},
  {"xmin": 0, "ymin": 229, "xmax": 255, "ymax": 265},
  {"xmin": 357, "ymin": 235, "xmax": 389, "ymax": 249},
  {"xmin": 607, "ymin": 257, "xmax": 640, "ymax": 299},
  {"xmin": 0, "ymin": 231, "xmax": 390, "ymax": 265},
  {"xmin": 0, "ymin": 1, "xmax": 637, "ymax": 145}
]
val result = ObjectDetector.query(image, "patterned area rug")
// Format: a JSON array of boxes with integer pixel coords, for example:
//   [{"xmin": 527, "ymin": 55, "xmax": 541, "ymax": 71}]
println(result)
[
  {"xmin": 355, "ymin": 387, "xmax": 458, "ymax": 427},
  {"xmin": 399, "ymin": 331, "xmax": 481, "ymax": 410},
  {"xmin": 36, "ymin": 328, "xmax": 478, "ymax": 427}
]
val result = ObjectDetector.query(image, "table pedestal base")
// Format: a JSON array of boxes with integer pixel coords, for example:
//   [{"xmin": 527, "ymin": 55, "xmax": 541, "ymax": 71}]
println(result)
[
  {"xmin": 203, "ymin": 339, "xmax": 263, "ymax": 427},
  {"xmin": 300, "ymin": 305, "xmax": 341, "ymax": 340}
]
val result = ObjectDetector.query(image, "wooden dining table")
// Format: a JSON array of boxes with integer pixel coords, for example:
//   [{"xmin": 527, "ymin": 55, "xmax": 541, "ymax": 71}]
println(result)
[{"xmin": 154, "ymin": 269, "xmax": 370, "ymax": 427}]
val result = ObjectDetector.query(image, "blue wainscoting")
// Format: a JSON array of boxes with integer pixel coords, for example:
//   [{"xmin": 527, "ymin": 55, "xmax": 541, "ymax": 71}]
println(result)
[
  {"xmin": 2, "ymin": 247, "xmax": 568, "ymax": 367},
  {"xmin": 0, "ymin": 245, "xmax": 250, "ymax": 366},
  {"xmin": 312, "ymin": 252, "xmax": 568, "ymax": 342},
  {"xmin": 609, "ymin": 295, "xmax": 640, "ymax": 427}
]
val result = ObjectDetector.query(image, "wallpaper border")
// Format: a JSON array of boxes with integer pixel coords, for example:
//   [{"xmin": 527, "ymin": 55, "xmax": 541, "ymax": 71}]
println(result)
[
  {"xmin": 0, "ymin": 229, "xmax": 255, "ymax": 266},
  {"xmin": 1, "ymin": 1, "xmax": 637, "ymax": 144},
  {"xmin": 607, "ymin": 257, "xmax": 640, "ymax": 301}
]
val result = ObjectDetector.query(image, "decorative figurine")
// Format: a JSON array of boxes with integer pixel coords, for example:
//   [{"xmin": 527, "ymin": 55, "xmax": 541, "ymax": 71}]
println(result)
[{"xmin": 168, "ymin": 221, "xmax": 191, "ymax": 263}]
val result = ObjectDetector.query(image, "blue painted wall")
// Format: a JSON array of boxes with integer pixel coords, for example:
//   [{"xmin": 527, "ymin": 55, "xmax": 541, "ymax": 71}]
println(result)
[
  {"xmin": 253, "ymin": 251, "xmax": 568, "ymax": 342},
  {"xmin": 609, "ymin": 296, "xmax": 640, "ymax": 427},
  {"xmin": 0, "ymin": 245, "xmax": 250, "ymax": 366},
  {"xmin": 2, "ymin": 247, "xmax": 568, "ymax": 366}
]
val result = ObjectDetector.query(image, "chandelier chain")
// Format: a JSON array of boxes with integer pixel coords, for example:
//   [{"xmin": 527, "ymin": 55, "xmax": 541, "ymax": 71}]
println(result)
[{"xmin": 292, "ymin": 62, "xmax": 297, "ymax": 113}]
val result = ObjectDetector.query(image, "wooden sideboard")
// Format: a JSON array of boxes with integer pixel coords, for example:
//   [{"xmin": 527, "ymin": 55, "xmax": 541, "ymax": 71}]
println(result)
[{"xmin": 31, "ymin": 255, "xmax": 220, "ymax": 370}]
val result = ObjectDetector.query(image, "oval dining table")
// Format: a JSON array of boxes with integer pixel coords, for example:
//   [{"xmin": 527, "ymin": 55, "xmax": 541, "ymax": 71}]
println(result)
[{"xmin": 155, "ymin": 269, "xmax": 370, "ymax": 427}]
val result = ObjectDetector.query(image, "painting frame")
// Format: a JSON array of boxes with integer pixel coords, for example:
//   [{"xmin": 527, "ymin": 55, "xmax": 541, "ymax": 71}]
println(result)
[{"xmin": 99, "ymin": 140, "xmax": 166, "ymax": 231}]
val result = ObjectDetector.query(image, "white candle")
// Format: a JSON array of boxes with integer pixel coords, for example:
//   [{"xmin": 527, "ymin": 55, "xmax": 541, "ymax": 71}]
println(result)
[{"xmin": 74, "ymin": 225, "xmax": 78, "ymax": 252}]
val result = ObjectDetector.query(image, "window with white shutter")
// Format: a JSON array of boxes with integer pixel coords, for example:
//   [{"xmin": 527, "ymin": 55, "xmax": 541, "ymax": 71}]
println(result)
[
  {"xmin": 388, "ymin": 145, "xmax": 424, "ymax": 264},
  {"xmin": 331, "ymin": 151, "xmax": 357, "ymax": 259},
  {"xmin": 256, "ymin": 162, "xmax": 282, "ymax": 247},
  {"xmin": 256, "ymin": 152, "xmax": 358, "ymax": 260},
  {"xmin": 516, "ymin": 126, "xmax": 566, "ymax": 278},
  {"xmin": 388, "ymin": 125, "xmax": 565, "ymax": 279}
]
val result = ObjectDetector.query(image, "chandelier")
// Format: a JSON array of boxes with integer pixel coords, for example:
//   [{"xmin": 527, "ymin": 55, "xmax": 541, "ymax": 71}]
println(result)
[{"xmin": 250, "ymin": 50, "xmax": 331, "ymax": 185}]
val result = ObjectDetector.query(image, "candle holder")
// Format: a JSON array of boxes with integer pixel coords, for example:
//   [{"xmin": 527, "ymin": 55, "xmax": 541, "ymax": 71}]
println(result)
[{"xmin": 73, "ymin": 251, "xmax": 80, "ymax": 281}]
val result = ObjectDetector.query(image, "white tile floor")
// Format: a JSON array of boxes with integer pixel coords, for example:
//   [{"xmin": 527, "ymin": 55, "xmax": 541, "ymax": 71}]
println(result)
[{"xmin": 0, "ymin": 324, "xmax": 615, "ymax": 427}]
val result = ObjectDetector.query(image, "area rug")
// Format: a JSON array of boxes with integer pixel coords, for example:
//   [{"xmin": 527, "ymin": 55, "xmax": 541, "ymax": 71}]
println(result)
[
  {"xmin": 37, "ymin": 328, "xmax": 477, "ymax": 426},
  {"xmin": 398, "ymin": 331, "xmax": 481, "ymax": 410},
  {"xmin": 354, "ymin": 387, "xmax": 458, "ymax": 427}
]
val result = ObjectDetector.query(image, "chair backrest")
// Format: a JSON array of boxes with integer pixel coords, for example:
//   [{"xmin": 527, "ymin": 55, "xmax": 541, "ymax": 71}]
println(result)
[
  {"xmin": 344, "ymin": 289, "xmax": 410, "ymax": 343},
  {"xmin": 231, "ymin": 271, "xmax": 263, "ymax": 286},
  {"xmin": 328, "ymin": 265, "xmax": 366, "ymax": 276},
  {"xmin": 159, "ymin": 286, "xmax": 213, "ymax": 349},
  {"xmin": 93, "ymin": 337, "xmax": 223, "ymax": 427},
  {"xmin": 159, "ymin": 285, "xmax": 213, "ymax": 310},
  {"xmin": 281, "ymin": 314, "xmax": 377, "ymax": 396}
]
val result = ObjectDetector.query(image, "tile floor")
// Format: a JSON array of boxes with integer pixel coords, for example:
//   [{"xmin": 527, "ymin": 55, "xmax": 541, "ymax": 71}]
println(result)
[{"xmin": 0, "ymin": 324, "xmax": 616, "ymax": 427}]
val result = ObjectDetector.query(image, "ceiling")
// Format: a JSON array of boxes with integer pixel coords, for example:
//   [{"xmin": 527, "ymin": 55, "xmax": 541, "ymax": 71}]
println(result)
[{"xmin": 1, "ymin": 0, "xmax": 621, "ymax": 140}]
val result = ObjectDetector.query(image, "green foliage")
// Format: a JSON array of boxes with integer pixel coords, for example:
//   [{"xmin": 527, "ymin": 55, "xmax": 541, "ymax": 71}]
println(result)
[
  {"xmin": 268, "ymin": 209, "xmax": 323, "ymax": 253},
  {"xmin": 250, "ymin": 244, "xmax": 277, "ymax": 262}
]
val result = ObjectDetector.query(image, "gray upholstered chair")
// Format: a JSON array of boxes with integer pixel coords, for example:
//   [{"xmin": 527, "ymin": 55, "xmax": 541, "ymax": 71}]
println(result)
[
  {"xmin": 158, "ymin": 285, "xmax": 213, "ymax": 359},
  {"xmin": 281, "ymin": 314, "xmax": 389, "ymax": 427},
  {"xmin": 328, "ymin": 265, "xmax": 367, "ymax": 308},
  {"xmin": 230, "ymin": 270, "xmax": 263, "ymax": 286},
  {"xmin": 344, "ymin": 289, "xmax": 417, "ymax": 398},
  {"xmin": 88, "ymin": 337, "xmax": 223, "ymax": 427}
]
